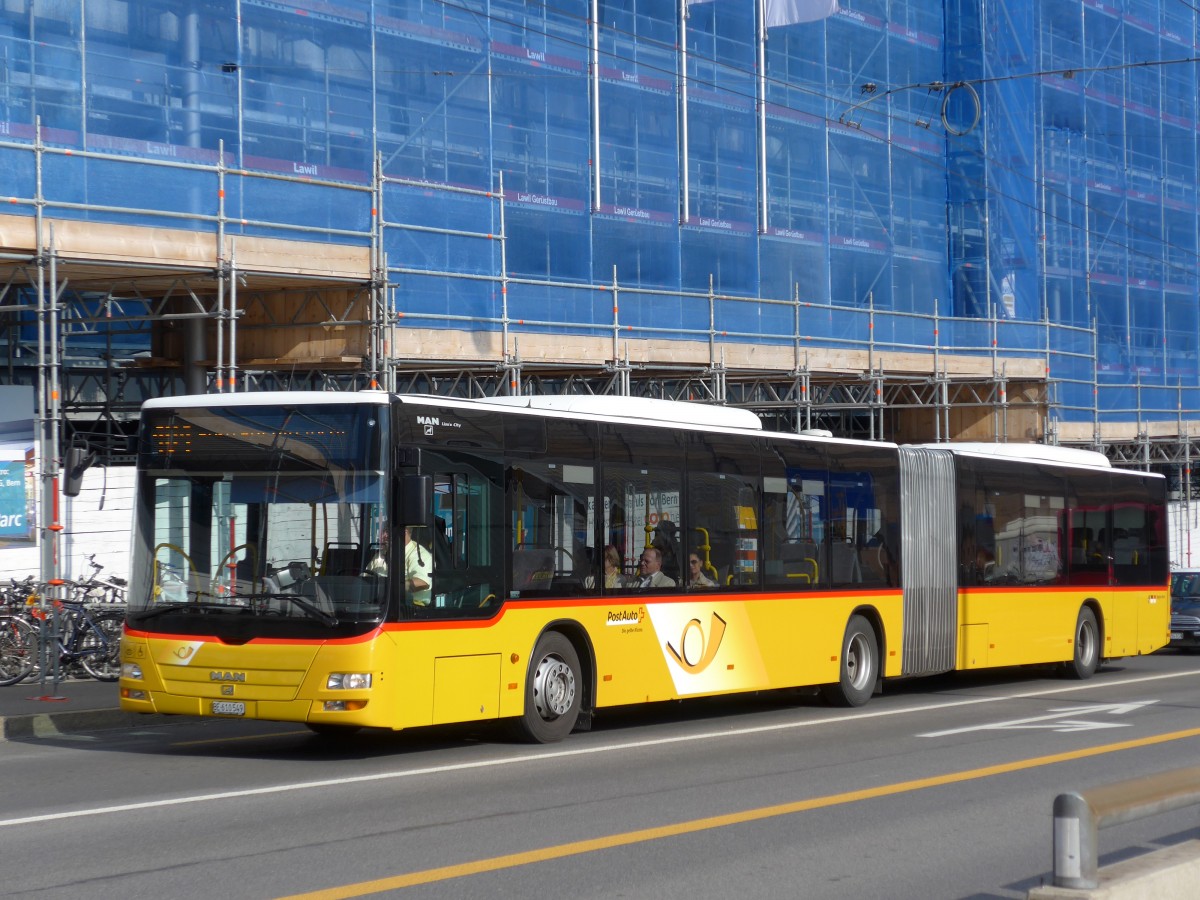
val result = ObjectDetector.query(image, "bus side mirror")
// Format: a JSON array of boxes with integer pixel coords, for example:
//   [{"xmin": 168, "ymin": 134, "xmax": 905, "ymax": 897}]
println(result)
[
  {"xmin": 63, "ymin": 446, "xmax": 95, "ymax": 497},
  {"xmin": 399, "ymin": 475, "xmax": 432, "ymax": 527}
]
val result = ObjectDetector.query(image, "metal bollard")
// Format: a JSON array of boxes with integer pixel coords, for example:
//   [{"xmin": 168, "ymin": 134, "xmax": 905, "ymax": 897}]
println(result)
[
  {"xmin": 1053, "ymin": 791, "xmax": 1098, "ymax": 889},
  {"xmin": 1051, "ymin": 767, "xmax": 1200, "ymax": 890}
]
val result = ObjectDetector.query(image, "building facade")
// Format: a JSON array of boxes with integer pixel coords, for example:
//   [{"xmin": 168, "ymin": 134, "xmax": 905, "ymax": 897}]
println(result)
[{"xmin": 0, "ymin": 0, "xmax": 1197, "ymax": 458}]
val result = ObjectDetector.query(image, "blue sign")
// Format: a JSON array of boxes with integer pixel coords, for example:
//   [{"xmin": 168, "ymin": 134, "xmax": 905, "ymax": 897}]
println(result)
[{"xmin": 0, "ymin": 457, "xmax": 31, "ymax": 540}]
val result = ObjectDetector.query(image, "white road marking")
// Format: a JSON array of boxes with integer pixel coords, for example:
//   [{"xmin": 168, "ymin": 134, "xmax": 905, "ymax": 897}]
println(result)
[
  {"xmin": 919, "ymin": 700, "xmax": 1159, "ymax": 736},
  {"xmin": 1, "ymin": 668, "xmax": 1196, "ymax": 829}
]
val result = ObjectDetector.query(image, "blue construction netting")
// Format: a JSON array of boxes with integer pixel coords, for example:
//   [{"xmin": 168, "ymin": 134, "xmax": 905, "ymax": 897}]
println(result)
[{"xmin": 0, "ymin": 0, "xmax": 1198, "ymax": 422}]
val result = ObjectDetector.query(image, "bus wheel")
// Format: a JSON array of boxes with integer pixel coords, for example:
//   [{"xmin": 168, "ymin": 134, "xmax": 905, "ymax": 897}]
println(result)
[
  {"xmin": 510, "ymin": 632, "xmax": 581, "ymax": 743},
  {"xmin": 821, "ymin": 614, "xmax": 878, "ymax": 708},
  {"xmin": 1064, "ymin": 606, "xmax": 1100, "ymax": 680}
]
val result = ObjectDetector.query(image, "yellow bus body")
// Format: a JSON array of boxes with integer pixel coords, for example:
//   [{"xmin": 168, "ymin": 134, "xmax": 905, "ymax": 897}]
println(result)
[{"xmin": 120, "ymin": 580, "xmax": 1168, "ymax": 730}]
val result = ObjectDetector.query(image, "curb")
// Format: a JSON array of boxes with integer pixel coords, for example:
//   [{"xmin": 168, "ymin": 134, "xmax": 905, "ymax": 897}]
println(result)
[{"xmin": 0, "ymin": 708, "xmax": 160, "ymax": 741}]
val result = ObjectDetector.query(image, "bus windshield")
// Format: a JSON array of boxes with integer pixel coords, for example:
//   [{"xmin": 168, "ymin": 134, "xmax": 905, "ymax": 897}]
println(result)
[{"xmin": 127, "ymin": 403, "xmax": 389, "ymax": 634}]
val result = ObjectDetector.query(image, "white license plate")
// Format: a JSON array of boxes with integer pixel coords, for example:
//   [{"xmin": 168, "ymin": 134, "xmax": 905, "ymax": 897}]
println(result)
[
  {"xmin": 1171, "ymin": 632, "xmax": 1183, "ymax": 640},
  {"xmin": 212, "ymin": 701, "xmax": 245, "ymax": 716}
]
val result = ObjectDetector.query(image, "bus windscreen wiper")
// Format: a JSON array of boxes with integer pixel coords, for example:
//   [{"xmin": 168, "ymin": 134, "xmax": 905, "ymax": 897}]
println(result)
[
  {"xmin": 242, "ymin": 592, "xmax": 339, "ymax": 627},
  {"xmin": 134, "ymin": 600, "xmax": 239, "ymax": 621}
]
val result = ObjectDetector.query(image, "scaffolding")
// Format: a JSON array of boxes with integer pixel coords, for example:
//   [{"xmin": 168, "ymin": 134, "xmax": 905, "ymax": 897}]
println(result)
[
  {"xmin": 4, "ymin": 138, "xmax": 1200, "ymax": 600},
  {"xmin": 2, "ymin": 131, "xmax": 1196, "ymax": 443}
]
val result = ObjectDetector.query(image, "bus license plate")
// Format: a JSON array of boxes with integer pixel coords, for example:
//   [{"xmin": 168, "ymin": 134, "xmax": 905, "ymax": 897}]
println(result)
[{"xmin": 212, "ymin": 701, "xmax": 245, "ymax": 716}]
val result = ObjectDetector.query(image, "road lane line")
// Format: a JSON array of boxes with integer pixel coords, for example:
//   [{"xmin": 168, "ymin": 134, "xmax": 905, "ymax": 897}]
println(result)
[
  {"xmin": 2, "ymin": 667, "xmax": 1196, "ymax": 830},
  {"xmin": 273, "ymin": 725, "xmax": 1200, "ymax": 899}
]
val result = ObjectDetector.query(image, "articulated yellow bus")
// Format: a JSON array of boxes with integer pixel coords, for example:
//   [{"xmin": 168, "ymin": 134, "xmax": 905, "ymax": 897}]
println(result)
[{"xmin": 119, "ymin": 392, "xmax": 1169, "ymax": 742}]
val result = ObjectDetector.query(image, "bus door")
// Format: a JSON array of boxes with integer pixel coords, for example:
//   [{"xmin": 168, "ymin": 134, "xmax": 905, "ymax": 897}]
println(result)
[
  {"xmin": 412, "ymin": 451, "xmax": 503, "ymax": 612},
  {"xmin": 1109, "ymin": 488, "xmax": 1168, "ymax": 655}
]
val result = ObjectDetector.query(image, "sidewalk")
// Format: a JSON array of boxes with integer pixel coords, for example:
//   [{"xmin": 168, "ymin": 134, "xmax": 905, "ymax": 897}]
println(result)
[{"xmin": 0, "ymin": 678, "xmax": 142, "ymax": 741}]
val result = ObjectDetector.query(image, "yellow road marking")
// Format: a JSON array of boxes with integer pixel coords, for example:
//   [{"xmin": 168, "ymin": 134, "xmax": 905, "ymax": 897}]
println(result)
[{"xmin": 275, "ymin": 726, "xmax": 1200, "ymax": 899}]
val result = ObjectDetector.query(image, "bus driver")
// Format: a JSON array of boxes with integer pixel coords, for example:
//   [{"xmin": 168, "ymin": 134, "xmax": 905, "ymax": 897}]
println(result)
[{"xmin": 404, "ymin": 527, "xmax": 432, "ymax": 605}]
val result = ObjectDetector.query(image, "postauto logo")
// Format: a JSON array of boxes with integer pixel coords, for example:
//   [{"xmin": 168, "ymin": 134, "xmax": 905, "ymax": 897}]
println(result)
[{"xmin": 665, "ymin": 612, "xmax": 727, "ymax": 674}]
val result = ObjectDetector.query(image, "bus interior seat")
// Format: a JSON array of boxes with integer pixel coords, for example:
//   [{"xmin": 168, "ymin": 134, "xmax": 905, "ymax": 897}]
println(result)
[
  {"xmin": 512, "ymin": 548, "xmax": 555, "ymax": 591},
  {"xmin": 1112, "ymin": 531, "xmax": 1139, "ymax": 565},
  {"xmin": 781, "ymin": 541, "xmax": 820, "ymax": 583},
  {"xmin": 321, "ymin": 543, "xmax": 360, "ymax": 576},
  {"xmin": 831, "ymin": 541, "xmax": 862, "ymax": 583}
]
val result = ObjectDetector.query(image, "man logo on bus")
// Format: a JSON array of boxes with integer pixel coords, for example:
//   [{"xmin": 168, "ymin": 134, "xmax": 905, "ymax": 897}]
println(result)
[{"xmin": 666, "ymin": 612, "xmax": 727, "ymax": 674}]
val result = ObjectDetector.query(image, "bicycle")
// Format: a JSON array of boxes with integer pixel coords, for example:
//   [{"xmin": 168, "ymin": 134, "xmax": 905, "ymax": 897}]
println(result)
[
  {"xmin": 67, "ymin": 554, "xmax": 128, "ymax": 606},
  {"xmin": 0, "ymin": 612, "xmax": 37, "ymax": 687},
  {"xmin": 20, "ymin": 595, "xmax": 124, "ymax": 683},
  {"xmin": 0, "ymin": 577, "xmax": 40, "ymax": 687}
]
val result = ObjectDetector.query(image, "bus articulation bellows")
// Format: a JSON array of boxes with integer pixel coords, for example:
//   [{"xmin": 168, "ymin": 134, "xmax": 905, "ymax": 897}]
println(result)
[{"xmin": 119, "ymin": 392, "xmax": 1169, "ymax": 742}]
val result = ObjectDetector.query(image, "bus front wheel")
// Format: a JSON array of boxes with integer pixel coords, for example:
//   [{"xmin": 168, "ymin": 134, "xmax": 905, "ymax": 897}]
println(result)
[
  {"xmin": 1063, "ymin": 606, "xmax": 1100, "ymax": 680},
  {"xmin": 509, "ymin": 632, "xmax": 581, "ymax": 743},
  {"xmin": 821, "ymin": 614, "xmax": 878, "ymax": 708}
]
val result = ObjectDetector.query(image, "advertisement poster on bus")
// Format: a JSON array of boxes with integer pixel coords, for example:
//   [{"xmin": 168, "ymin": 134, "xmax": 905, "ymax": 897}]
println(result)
[{"xmin": 0, "ymin": 386, "xmax": 36, "ymax": 548}]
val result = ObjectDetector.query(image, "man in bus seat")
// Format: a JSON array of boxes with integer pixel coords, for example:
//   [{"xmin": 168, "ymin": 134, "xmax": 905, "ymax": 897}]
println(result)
[
  {"xmin": 404, "ymin": 527, "xmax": 433, "ymax": 605},
  {"xmin": 634, "ymin": 546, "xmax": 675, "ymax": 589}
]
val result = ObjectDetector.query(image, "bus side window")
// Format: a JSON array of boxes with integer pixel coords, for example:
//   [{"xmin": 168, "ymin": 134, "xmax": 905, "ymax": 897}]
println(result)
[
  {"xmin": 683, "ymin": 434, "xmax": 760, "ymax": 589},
  {"xmin": 508, "ymin": 461, "xmax": 595, "ymax": 596},
  {"xmin": 411, "ymin": 454, "xmax": 505, "ymax": 613},
  {"xmin": 603, "ymin": 465, "xmax": 681, "ymax": 588}
]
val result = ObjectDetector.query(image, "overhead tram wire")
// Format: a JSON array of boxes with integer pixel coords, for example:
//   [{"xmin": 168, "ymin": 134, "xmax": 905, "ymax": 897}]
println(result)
[
  {"xmin": 426, "ymin": 0, "xmax": 1200, "ymax": 278},
  {"xmin": 837, "ymin": 68, "xmax": 1200, "ymax": 285}
]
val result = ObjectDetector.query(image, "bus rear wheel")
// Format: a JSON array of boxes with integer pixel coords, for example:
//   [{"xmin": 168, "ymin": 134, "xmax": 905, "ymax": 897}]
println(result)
[
  {"xmin": 821, "ymin": 614, "xmax": 878, "ymax": 708},
  {"xmin": 509, "ymin": 632, "xmax": 581, "ymax": 743},
  {"xmin": 1063, "ymin": 606, "xmax": 1100, "ymax": 680}
]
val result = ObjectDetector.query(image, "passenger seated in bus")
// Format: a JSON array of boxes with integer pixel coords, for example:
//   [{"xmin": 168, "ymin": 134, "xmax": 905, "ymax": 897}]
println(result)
[
  {"xmin": 584, "ymin": 544, "xmax": 626, "ymax": 590},
  {"xmin": 686, "ymin": 550, "xmax": 717, "ymax": 589},
  {"xmin": 651, "ymin": 521, "xmax": 681, "ymax": 583},
  {"xmin": 634, "ymin": 546, "xmax": 675, "ymax": 589},
  {"xmin": 404, "ymin": 526, "xmax": 432, "ymax": 605},
  {"xmin": 602, "ymin": 545, "xmax": 626, "ymax": 589}
]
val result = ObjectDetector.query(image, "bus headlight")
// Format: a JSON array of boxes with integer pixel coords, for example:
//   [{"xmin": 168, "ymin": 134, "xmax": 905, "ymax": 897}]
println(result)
[
  {"xmin": 327, "ymin": 673, "xmax": 372, "ymax": 690},
  {"xmin": 122, "ymin": 663, "xmax": 143, "ymax": 680}
]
